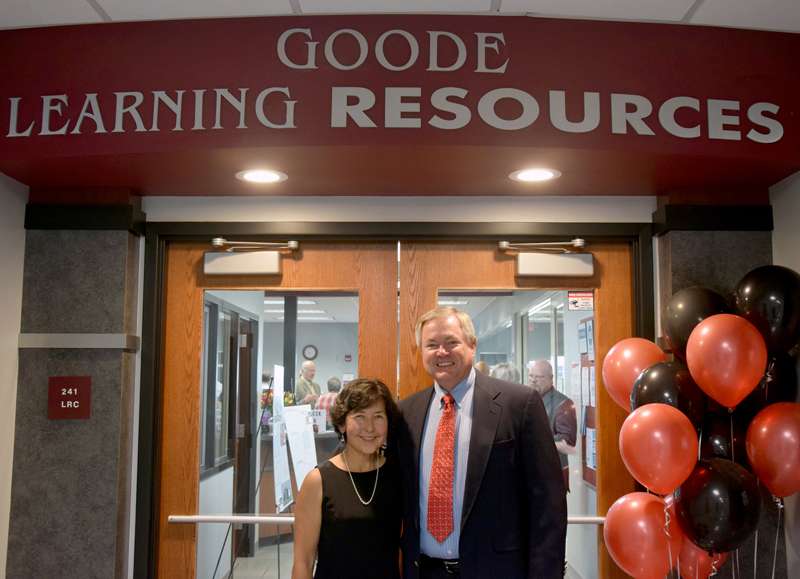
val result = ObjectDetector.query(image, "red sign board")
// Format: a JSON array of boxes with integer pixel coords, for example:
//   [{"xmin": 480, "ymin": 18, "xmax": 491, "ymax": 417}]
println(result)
[
  {"xmin": 1, "ymin": 16, "xmax": 798, "ymax": 197},
  {"xmin": 1, "ymin": 16, "xmax": 798, "ymax": 161},
  {"xmin": 48, "ymin": 376, "xmax": 91, "ymax": 420}
]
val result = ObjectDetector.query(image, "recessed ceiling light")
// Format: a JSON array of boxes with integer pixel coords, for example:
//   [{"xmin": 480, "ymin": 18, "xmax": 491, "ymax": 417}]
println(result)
[
  {"xmin": 236, "ymin": 169, "xmax": 287, "ymax": 184},
  {"xmin": 509, "ymin": 168, "xmax": 561, "ymax": 182}
]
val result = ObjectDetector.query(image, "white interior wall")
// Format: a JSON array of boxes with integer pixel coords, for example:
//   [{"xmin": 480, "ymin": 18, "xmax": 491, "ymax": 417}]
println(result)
[
  {"xmin": 196, "ymin": 468, "xmax": 234, "ymax": 579},
  {"xmin": 769, "ymin": 172, "xmax": 800, "ymax": 579},
  {"xmin": 0, "ymin": 174, "xmax": 27, "ymax": 579},
  {"xmin": 262, "ymin": 322, "xmax": 359, "ymax": 392}
]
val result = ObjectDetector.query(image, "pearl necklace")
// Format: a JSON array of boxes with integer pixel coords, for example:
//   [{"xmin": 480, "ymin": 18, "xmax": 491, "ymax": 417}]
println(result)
[{"xmin": 341, "ymin": 450, "xmax": 381, "ymax": 506}]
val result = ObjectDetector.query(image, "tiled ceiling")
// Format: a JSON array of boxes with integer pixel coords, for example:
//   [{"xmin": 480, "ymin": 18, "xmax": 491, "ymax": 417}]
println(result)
[{"xmin": 2, "ymin": 0, "xmax": 800, "ymax": 32}]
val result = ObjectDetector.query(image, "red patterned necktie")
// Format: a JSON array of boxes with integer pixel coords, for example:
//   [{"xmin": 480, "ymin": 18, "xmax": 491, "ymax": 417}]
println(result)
[{"xmin": 428, "ymin": 392, "xmax": 456, "ymax": 542}]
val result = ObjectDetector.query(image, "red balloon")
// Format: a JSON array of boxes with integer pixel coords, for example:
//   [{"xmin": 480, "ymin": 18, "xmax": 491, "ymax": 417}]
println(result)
[
  {"xmin": 679, "ymin": 538, "xmax": 728, "ymax": 579},
  {"xmin": 620, "ymin": 403, "xmax": 699, "ymax": 494},
  {"xmin": 604, "ymin": 492, "xmax": 682, "ymax": 579},
  {"xmin": 746, "ymin": 402, "xmax": 800, "ymax": 497},
  {"xmin": 686, "ymin": 314, "xmax": 767, "ymax": 409},
  {"xmin": 602, "ymin": 338, "xmax": 667, "ymax": 411}
]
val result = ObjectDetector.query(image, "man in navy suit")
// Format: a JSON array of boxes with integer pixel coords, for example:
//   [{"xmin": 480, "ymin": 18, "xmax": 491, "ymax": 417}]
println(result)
[{"xmin": 398, "ymin": 307, "xmax": 567, "ymax": 579}]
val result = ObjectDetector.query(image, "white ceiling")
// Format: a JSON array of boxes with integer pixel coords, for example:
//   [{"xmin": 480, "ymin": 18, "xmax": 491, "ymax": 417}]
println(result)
[
  {"xmin": 262, "ymin": 295, "xmax": 359, "ymax": 323},
  {"xmin": 2, "ymin": 0, "xmax": 800, "ymax": 33}
]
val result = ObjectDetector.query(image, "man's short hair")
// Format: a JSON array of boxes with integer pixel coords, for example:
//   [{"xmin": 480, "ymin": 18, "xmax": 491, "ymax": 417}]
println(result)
[
  {"xmin": 415, "ymin": 306, "xmax": 477, "ymax": 348},
  {"xmin": 327, "ymin": 376, "xmax": 342, "ymax": 392}
]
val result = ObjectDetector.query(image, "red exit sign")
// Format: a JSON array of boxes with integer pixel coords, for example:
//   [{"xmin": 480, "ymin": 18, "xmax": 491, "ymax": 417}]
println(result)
[{"xmin": 48, "ymin": 376, "xmax": 91, "ymax": 420}]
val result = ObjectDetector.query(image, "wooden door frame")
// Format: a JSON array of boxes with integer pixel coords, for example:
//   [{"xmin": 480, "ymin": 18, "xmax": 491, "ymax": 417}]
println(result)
[{"xmin": 133, "ymin": 222, "xmax": 653, "ymax": 579}]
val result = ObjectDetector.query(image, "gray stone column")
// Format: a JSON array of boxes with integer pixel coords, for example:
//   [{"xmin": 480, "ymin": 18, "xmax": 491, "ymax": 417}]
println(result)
[
  {"xmin": 657, "ymin": 230, "xmax": 772, "ymax": 308},
  {"xmin": 6, "ymin": 227, "xmax": 140, "ymax": 579},
  {"xmin": 656, "ymin": 223, "xmax": 786, "ymax": 579}
]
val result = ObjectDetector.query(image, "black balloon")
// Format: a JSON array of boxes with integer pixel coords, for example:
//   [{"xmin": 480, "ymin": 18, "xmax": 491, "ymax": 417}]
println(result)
[
  {"xmin": 735, "ymin": 265, "xmax": 800, "ymax": 354},
  {"xmin": 675, "ymin": 459, "xmax": 761, "ymax": 553},
  {"xmin": 700, "ymin": 412, "xmax": 749, "ymax": 468},
  {"xmin": 630, "ymin": 361, "xmax": 706, "ymax": 428},
  {"xmin": 735, "ymin": 353, "xmax": 799, "ymax": 423},
  {"xmin": 663, "ymin": 286, "xmax": 729, "ymax": 360}
]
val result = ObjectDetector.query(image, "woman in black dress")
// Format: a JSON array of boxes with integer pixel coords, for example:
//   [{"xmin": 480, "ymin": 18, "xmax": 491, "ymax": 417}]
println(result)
[{"xmin": 292, "ymin": 378, "xmax": 401, "ymax": 579}]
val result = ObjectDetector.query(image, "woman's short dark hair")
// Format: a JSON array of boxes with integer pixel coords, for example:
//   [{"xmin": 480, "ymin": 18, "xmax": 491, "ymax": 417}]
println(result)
[{"xmin": 330, "ymin": 378, "xmax": 398, "ymax": 438}]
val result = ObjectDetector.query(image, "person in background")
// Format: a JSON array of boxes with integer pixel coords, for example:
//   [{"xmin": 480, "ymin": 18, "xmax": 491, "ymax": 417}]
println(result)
[
  {"xmin": 397, "ymin": 307, "xmax": 566, "ymax": 579},
  {"xmin": 317, "ymin": 376, "xmax": 342, "ymax": 426},
  {"xmin": 528, "ymin": 360, "xmax": 577, "ymax": 491},
  {"xmin": 473, "ymin": 360, "xmax": 489, "ymax": 375},
  {"xmin": 489, "ymin": 361, "xmax": 521, "ymax": 384},
  {"xmin": 296, "ymin": 360, "xmax": 321, "ymax": 407},
  {"xmin": 292, "ymin": 378, "xmax": 401, "ymax": 579}
]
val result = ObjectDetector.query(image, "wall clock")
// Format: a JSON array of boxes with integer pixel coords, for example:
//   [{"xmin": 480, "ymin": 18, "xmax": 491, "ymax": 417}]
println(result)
[{"xmin": 302, "ymin": 344, "xmax": 318, "ymax": 360}]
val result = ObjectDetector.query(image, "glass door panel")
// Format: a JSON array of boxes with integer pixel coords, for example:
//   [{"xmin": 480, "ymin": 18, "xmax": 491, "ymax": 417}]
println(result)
[
  {"xmin": 439, "ymin": 290, "xmax": 597, "ymax": 579},
  {"xmin": 196, "ymin": 290, "xmax": 359, "ymax": 579},
  {"xmin": 398, "ymin": 241, "xmax": 634, "ymax": 579}
]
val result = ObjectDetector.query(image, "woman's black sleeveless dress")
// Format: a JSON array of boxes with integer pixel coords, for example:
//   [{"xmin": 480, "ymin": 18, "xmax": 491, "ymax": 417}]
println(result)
[{"xmin": 314, "ymin": 458, "xmax": 401, "ymax": 579}]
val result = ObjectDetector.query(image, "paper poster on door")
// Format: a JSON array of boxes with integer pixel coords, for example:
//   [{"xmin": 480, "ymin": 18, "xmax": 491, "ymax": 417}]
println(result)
[
  {"xmin": 578, "ymin": 324, "xmax": 588, "ymax": 354},
  {"xmin": 581, "ymin": 367, "xmax": 590, "ymax": 407},
  {"xmin": 568, "ymin": 291, "xmax": 594, "ymax": 311},
  {"xmin": 570, "ymin": 363, "xmax": 581, "ymax": 400},
  {"xmin": 585, "ymin": 427, "xmax": 597, "ymax": 470}
]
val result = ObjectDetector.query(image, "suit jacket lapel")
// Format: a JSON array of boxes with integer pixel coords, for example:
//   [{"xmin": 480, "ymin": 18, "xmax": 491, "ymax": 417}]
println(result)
[
  {"xmin": 406, "ymin": 387, "xmax": 434, "ymax": 529},
  {"xmin": 460, "ymin": 374, "xmax": 502, "ymax": 530}
]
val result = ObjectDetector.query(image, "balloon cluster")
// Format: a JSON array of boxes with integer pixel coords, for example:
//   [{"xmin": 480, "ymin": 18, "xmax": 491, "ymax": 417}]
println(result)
[{"xmin": 602, "ymin": 265, "xmax": 800, "ymax": 579}]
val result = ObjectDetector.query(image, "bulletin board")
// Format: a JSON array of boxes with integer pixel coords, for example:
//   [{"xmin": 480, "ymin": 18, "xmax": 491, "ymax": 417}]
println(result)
[{"xmin": 578, "ymin": 317, "xmax": 597, "ymax": 486}]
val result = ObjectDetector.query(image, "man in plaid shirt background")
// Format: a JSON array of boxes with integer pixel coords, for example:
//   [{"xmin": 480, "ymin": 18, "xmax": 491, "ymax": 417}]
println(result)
[{"xmin": 316, "ymin": 376, "xmax": 342, "ymax": 427}]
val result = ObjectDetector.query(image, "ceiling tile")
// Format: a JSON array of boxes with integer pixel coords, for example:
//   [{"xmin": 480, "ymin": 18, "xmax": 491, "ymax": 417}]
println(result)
[
  {"xmin": 98, "ymin": 0, "xmax": 294, "ymax": 22},
  {"xmin": 299, "ymin": 0, "xmax": 492, "ymax": 14},
  {"xmin": 690, "ymin": 0, "xmax": 800, "ymax": 33},
  {"xmin": 1, "ymin": 0, "xmax": 104, "ymax": 30},
  {"xmin": 499, "ymin": 0, "xmax": 696, "ymax": 22}
]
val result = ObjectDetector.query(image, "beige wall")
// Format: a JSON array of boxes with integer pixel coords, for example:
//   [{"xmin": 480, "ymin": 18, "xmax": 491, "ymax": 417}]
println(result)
[
  {"xmin": 0, "ymin": 174, "xmax": 27, "ymax": 578},
  {"xmin": 770, "ymin": 170, "xmax": 800, "ymax": 579}
]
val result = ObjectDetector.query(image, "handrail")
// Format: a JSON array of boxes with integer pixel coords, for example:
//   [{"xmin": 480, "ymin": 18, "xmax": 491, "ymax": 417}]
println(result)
[
  {"xmin": 169, "ymin": 515, "xmax": 295, "ymax": 525},
  {"xmin": 169, "ymin": 514, "xmax": 605, "ymax": 525}
]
